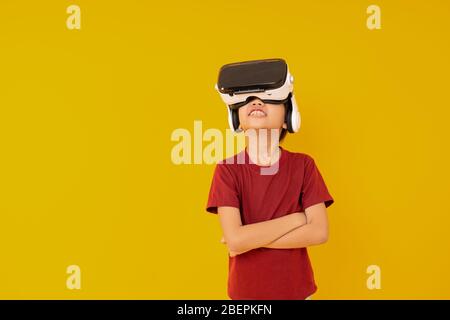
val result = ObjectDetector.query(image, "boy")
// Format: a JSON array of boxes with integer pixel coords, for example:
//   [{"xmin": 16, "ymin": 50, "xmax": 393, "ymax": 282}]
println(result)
[{"xmin": 206, "ymin": 59, "xmax": 334, "ymax": 300}]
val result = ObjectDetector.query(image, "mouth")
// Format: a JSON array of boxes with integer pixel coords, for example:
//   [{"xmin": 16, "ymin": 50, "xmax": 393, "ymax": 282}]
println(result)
[{"xmin": 248, "ymin": 108, "xmax": 267, "ymax": 117}]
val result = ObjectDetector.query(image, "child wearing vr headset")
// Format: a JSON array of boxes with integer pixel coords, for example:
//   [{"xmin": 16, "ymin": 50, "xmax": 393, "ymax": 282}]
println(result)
[{"xmin": 206, "ymin": 58, "xmax": 334, "ymax": 300}]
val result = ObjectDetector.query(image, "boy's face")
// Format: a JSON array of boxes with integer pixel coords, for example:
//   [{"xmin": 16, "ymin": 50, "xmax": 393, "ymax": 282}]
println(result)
[{"xmin": 237, "ymin": 97, "xmax": 288, "ymax": 131}]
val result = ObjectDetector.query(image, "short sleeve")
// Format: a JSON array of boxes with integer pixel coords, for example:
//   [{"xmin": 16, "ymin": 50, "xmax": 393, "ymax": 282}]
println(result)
[
  {"xmin": 205, "ymin": 163, "xmax": 240, "ymax": 214},
  {"xmin": 300, "ymin": 155, "xmax": 334, "ymax": 210}
]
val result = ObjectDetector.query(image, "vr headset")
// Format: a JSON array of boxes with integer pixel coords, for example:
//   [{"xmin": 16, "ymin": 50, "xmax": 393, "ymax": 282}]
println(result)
[{"xmin": 215, "ymin": 58, "xmax": 301, "ymax": 133}]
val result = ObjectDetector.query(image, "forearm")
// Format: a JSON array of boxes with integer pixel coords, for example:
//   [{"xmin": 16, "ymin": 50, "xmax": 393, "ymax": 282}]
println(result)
[
  {"xmin": 263, "ymin": 222, "xmax": 328, "ymax": 249},
  {"xmin": 231, "ymin": 212, "xmax": 303, "ymax": 254}
]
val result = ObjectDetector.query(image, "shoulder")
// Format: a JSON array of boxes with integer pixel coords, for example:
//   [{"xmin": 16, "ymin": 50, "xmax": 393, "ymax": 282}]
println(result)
[
  {"xmin": 282, "ymin": 148, "xmax": 315, "ymax": 165},
  {"xmin": 213, "ymin": 150, "xmax": 244, "ymax": 177},
  {"xmin": 216, "ymin": 149, "xmax": 245, "ymax": 168}
]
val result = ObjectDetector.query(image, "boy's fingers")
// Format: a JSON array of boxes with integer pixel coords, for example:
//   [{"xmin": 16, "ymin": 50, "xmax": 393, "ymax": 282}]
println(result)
[{"xmin": 220, "ymin": 236, "xmax": 226, "ymax": 243}]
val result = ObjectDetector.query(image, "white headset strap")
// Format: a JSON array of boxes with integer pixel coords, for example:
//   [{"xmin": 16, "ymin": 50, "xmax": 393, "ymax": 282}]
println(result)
[{"xmin": 290, "ymin": 94, "xmax": 301, "ymax": 132}]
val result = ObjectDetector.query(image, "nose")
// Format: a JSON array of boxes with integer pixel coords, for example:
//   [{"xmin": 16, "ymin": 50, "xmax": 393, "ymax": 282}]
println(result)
[{"xmin": 249, "ymin": 98, "xmax": 264, "ymax": 106}]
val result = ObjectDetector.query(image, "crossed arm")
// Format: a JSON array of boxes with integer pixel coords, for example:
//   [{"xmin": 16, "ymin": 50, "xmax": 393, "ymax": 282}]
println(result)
[{"xmin": 218, "ymin": 202, "xmax": 329, "ymax": 257}]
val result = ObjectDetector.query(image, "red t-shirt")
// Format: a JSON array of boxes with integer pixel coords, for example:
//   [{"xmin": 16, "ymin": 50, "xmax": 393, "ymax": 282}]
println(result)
[{"xmin": 205, "ymin": 146, "xmax": 334, "ymax": 300}]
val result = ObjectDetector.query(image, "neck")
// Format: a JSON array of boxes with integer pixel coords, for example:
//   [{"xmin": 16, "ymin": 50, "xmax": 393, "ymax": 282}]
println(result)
[{"xmin": 245, "ymin": 128, "xmax": 281, "ymax": 166}]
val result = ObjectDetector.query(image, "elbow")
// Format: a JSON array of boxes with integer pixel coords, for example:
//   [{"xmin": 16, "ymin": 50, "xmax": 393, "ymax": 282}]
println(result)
[
  {"xmin": 316, "ymin": 229, "xmax": 329, "ymax": 245},
  {"xmin": 225, "ymin": 226, "xmax": 249, "ymax": 252},
  {"xmin": 225, "ymin": 227, "xmax": 250, "ymax": 253},
  {"xmin": 226, "ymin": 235, "xmax": 243, "ymax": 253},
  {"xmin": 228, "ymin": 230, "xmax": 253, "ymax": 253}
]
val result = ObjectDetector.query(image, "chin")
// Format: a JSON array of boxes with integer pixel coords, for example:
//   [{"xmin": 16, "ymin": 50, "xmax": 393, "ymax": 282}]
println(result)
[
  {"xmin": 245, "ymin": 119, "xmax": 270, "ymax": 127},
  {"xmin": 244, "ymin": 124, "xmax": 268, "ymax": 130},
  {"xmin": 244, "ymin": 126, "xmax": 281, "ymax": 133}
]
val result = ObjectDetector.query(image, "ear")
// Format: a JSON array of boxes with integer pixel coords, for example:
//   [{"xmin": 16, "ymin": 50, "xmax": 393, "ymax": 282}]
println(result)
[{"xmin": 282, "ymin": 122, "xmax": 287, "ymax": 129}]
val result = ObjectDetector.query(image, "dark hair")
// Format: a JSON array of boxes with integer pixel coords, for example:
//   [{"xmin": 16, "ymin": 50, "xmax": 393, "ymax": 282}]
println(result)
[{"xmin": 279, "ymin": 127, "xmax": 288, "ymax": 143}]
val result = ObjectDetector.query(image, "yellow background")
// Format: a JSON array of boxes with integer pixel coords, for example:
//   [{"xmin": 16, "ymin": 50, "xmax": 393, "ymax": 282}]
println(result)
[{"xmin": 0, "ymin": 0, "xmax": 449, "ymax": 299}]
